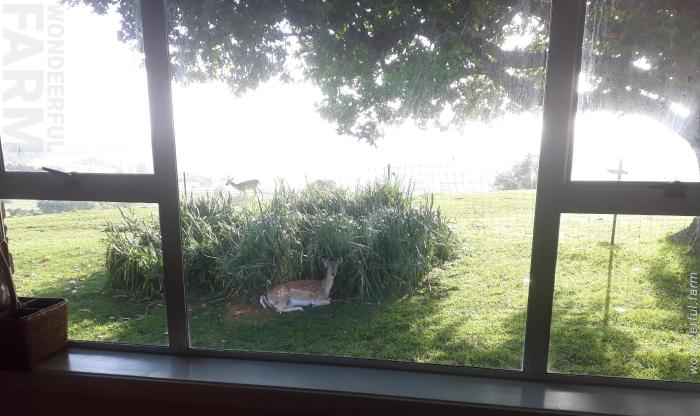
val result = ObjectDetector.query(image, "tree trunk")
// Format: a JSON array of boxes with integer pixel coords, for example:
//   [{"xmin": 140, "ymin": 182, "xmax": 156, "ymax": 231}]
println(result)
[
  {"xmin": 672, "ymin": 133, "xmax": 700, "ymax": 253},
  {"xmin": 672, "ymin": 217, "xmax": 700, "ymax": 253}
]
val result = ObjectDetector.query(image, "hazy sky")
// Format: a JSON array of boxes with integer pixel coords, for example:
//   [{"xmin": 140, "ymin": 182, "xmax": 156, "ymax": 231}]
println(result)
[{"xmin": 1, "ymin": 1, "xmax": 697, "ymax": 191}]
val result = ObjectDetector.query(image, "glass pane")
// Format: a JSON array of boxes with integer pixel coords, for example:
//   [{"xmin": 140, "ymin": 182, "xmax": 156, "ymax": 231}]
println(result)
[
  {"xmin": 550, "ymin": 214, "xmax": 699, "ymax": 383},
  {"xmin": 0, "ymin": 0, "xmax": 153, "ymax": 173},
  {"xmin": 571, "ymin": 1, "xmax": 700, "ymax": 182},
  {"xmin": 169, "ymin": 0, "xmax": 551, "ymax": 368},
  {"xmin": 105, "ymin": 0, "xmax": 547, "ymax": 368},
  {"xmin": 4, "ymin": 200, "xmax": 166, "ymax": 345}
]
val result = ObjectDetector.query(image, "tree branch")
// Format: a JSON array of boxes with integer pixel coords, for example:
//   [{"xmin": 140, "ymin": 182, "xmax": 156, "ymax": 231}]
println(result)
[
  {"xmin": 478, "ymin": 5, "xmax": 521, "ymax": 41},
  {"xmin": 483, "ymin": 42, "xmax": 544, "ymax": 69},
  {"xmin": 279, "ymin": 30, "xmax": 314, "ymax": 37},
  {"xmin": 483, "ymin": 61, "xmax": 543, "ymax": 107}
]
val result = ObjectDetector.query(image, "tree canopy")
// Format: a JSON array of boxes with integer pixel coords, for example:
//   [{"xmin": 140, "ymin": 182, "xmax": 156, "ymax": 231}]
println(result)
[
  {"xmin": 579, "ymin": 0, "xmax": 700, "ymax": 154},
  {"xmin": 72, "ymin": 0, "xmax": 699, "ymax": 153}
]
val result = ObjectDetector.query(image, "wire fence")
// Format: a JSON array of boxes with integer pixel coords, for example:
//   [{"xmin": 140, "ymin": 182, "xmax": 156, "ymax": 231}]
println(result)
[
  {"xmin": 180, "ymin": 163, "xmax": 518, "ymax": 196},
  {"xmin": 178, "ymin": 163, "xmax": 538, "ymax": 233}
]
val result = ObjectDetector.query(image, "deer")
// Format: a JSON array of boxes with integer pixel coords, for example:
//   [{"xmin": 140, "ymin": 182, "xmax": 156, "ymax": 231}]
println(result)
[
  {"xmin": 260, "ymin": 258, "xmax": 343, "ymax": 313},
  {"xmin": 226, "ymin": 178, "xmax": 260, "ymax": 197}
]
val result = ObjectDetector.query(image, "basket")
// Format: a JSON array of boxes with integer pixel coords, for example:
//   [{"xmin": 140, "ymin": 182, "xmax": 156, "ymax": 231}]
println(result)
[{"xmin": 0, "ymin": 297, "xmax": 68, "ymax": 370}]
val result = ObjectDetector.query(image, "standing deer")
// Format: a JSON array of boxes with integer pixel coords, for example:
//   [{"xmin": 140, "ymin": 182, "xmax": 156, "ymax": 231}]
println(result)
[
  {"xmin": 260, "ymin": 258, "xmax": 343, "ymax": 312},
  {"xmin": 226, "ymin": 178, "xmax": 260, "ymax": 197}
]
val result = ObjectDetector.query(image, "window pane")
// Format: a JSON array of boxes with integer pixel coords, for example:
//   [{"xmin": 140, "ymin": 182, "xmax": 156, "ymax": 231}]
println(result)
[
  {"xmin": 169, "ymin": 0, "xmax": 550, "ymax": 368},
  {"xmin": 550, "ymin": 214, "xmax": 699, "ymax": 383},
  {"xmin": 162, "ymin": 0, "xmax": 548, "ymax": 368},
  {"xmin": 4, "ymin": 200, "xmax": 166, "ymax": 345},
  {"xmin": 571, "ymin": 1, "xmax": 700, "ymax": 182},
  {"xmin": 0, "ymin": 0, "xmax": 153, "ymax": 173}
]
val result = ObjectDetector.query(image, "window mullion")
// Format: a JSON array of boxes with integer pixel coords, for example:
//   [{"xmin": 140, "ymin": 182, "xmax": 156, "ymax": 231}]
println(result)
[
  {"xmin": 522, "ymin": 0, "xmax": 587, "ymax": 374},
  {"xmin": 559, "ymin": 182, "xmax": 700, "ymax": 216},
  {"xmin": 0, "ymin": 172, "xmax": 162, "ymax": 202},
  {"xmin": 141, "ymin": 0, "xmax": 189, "ymax": 352}
]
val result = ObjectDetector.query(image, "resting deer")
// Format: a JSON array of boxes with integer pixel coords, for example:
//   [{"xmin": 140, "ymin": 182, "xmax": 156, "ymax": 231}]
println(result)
[
  {"xmin": 260, "ymin": 258, "xmax": 342, "ymax": 312},
  {"xmin": 226, "ymin": 178, "xmax": 260, "ymax": 197}
]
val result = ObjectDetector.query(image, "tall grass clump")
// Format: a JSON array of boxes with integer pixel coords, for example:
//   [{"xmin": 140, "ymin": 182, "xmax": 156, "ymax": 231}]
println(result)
[
  {"xmin": 104, "ymin": 209, "xmax": 163, "ymax": 297},
  {"xmin": 104, "ymin": 179, "xmax": 458, "ymax": 301}
]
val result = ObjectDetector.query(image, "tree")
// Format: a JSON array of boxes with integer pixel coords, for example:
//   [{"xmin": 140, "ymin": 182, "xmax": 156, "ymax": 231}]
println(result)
[
  {"xmin": 69, "ymin": 0, "xmax": 699, "ymax": 141},
  {"xmin": 70, "ymin": 0, "xmax": 551, "ymax": 143},
  {"xmin": 494, "ymin": 153, "xmax": 538, "ymax": 190},
  {"xmin": 578, "ymin": 1, "xmax": 700, "ymax": 150},
  {"xmin": 71, "ymin": 0, "xmax": 700, "ymax": 244}
]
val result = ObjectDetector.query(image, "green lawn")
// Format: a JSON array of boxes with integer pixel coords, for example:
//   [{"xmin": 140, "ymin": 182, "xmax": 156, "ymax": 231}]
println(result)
[
  {"xmin": 6, "ymin": 192, "xmax": 699, "ymax": 382},
  {"xmin": 7, "ymin": 205, "xmax": 168, "ymax": 345}
]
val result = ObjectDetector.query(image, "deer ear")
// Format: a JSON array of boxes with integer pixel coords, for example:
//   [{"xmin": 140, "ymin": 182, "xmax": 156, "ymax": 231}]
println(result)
[
  {"xmin": 337, "ymin": 257, "xmax": 343, "ymax": 265},
  {"xmin": 322, "ymin": 258, "xmax": 328, "ymax": 267}
]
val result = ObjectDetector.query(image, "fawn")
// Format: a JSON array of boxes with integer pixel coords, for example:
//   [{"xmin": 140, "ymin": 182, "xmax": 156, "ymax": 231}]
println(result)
[
  {"xmin": 260, "ymin": 258, "xmax": 343, "ymax": 312},
  {"xmin": 226, "ymin": 178, "xmax": 260, "ymax": 196}
]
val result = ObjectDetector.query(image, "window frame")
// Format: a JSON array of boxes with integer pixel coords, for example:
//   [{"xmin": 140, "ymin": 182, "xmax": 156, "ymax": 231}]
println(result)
[{"xmin": 0, "ymin": 0, "xmax": 698, "ymax": 392}]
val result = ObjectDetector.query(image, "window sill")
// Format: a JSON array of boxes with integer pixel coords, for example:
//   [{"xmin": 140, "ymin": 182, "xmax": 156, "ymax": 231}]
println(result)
[{"xmin": 1, "ymin": 348, "xmax": 698, "ymax": 415}]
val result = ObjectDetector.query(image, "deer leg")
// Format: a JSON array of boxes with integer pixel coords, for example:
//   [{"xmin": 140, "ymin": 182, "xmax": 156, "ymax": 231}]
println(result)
[
  {"xmin": 277, "ymin": 301, "xmax": 304, "ymax": 312},
  {"xmin": 274, "ymin": 297, "xmax": 305, "ymax": 313},
  {"xmin": 312, "ymin": 298, "xmax": 331, "ymax": 307}
]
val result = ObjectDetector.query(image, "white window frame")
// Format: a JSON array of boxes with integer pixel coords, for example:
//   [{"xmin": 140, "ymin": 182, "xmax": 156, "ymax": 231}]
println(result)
[{"xmin": 0, "ymin": 0, "xmax": 698, "ymax": 392}]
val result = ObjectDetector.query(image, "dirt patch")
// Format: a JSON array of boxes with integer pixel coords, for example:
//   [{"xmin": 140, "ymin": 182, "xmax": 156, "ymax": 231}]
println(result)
[{"xmin": 226, "ymin": 303, "xmax": 256, "ymax": 318}]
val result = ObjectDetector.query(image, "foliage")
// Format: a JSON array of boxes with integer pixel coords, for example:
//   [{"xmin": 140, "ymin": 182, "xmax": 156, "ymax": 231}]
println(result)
[
  {"xmin": 104, "ymin": 210, "xmax": 163, "ymax": 296},
  {"xmin": 72, "ymin": 1, "xmax": 699, "ymax": 149},
  {"xmin": 7, "ymin": 208, "xmax": 39, "ymax": 217},
  {"xmin": 578, "ymin": 1, "xmax": 700, "ymax": 143},
  {"xmin": 73, "ymin": 0, "xmax": 550, "ymax": 143},
  {"xmin": 104, "ymin": 180, "xmax": 457, "ymax": 300},
  {"xmin": 3, "ymin": 163, "xmax": 43, "ymax": 172},
  {"xmin": 37, "ymin": 200, "xmax": 97, "ymax": 214},
  {"xmin": 494, "ymin": 153, "xmax": 538, "ymax": 190}
]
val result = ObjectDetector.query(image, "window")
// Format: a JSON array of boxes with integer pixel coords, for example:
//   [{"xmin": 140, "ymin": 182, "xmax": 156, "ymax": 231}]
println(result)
[
  {"xmin": 550, "ymin": 214, "xmax": 697, "ymax": 382},
  {"xmin": 571, "ymin": 0, "xmax": 700, "ymax": 182},
  {"xmin": 169, "ymin": 0, "xmax": 549, "ymax": 369},
  {"xmin": 6, "ymin": 200, "xmax": 166, "ymax": 344},
  {"xmin": 0, "ymin": 0, "xmax": 153, "ymax": 173},
  {"xmin": 0, "ymin": 0, "xmax": 698, "ymax": 392}
]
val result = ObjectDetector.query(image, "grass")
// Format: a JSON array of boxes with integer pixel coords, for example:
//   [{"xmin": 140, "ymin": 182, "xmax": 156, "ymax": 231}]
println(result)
[
  {"xmin": 7, "ymin": 205, "xmax": 168, "ymax": 345},
  {"xmin": 105, "ymin": 181, "xmax": 457, "ymax": 300},
  {"xmin": 550, "ymin": 214, "xmax": 698, "ymax": 381},
  {"xmin": 6, "ymin": 191, "xmax": 700, "ymax": 382}
]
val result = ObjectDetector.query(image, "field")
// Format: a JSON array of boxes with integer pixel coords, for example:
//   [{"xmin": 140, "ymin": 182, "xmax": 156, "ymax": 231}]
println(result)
[{"xmin": 6, "ymin": 192, "xmax": 699, "ymax": 382}]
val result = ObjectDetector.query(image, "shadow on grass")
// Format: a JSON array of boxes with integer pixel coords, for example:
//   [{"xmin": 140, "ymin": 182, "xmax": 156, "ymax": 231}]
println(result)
[
  {"xmin": 189, "ymin": 276, "xmax": 528, "ymax": 369},
  {"xmin": 551, "ymin": 302, "xmax": 697, "ymax": 383},
  {"xmin": 638, "ymin": 236, "xmax": 699, "ymax": 382},
  {"xmin": 549, "ymin": 307, "xmax": 638, "ymax": 377},
  {"xmin": 27, "ymin": 271, "xmax": 168, "ymax": 345},
  {"xmin": 550, "ymin": 235, "xmax": 700, "ymax": 382},
  {"xmin": 645, "ymin": 237, "xmax": 700, "ymax": 316}
]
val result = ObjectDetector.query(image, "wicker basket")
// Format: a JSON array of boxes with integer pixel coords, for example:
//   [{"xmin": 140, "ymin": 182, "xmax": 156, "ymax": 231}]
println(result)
[{"xmin": 0, "ymin": 297, "xmax": 68, "ymax": 370}]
